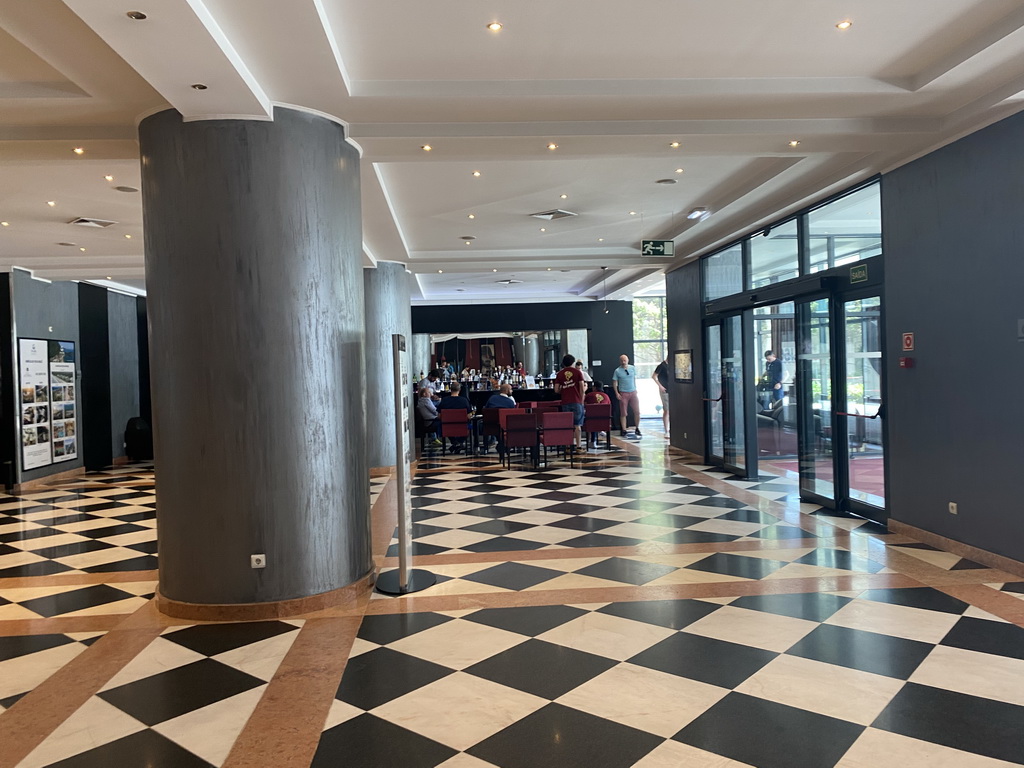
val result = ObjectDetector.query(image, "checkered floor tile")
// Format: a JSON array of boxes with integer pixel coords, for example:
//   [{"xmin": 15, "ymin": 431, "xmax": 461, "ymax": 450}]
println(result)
[
  {"xmin": 317, "ymin": 591, "xmax": 1024, "ymax": 768},
  {"xmin": 0, "ymin": 580, "xmax": 157, "ymax": 620},
  {"xmin": 386, "ymin": 463, "xmax": 816, "ymax": 557},
  {"xmin": 0, "ymin": 630, "xmax": 105, "ymax": 715},
  {"xmin": 18, "ymin": 619, "xmax": 304, "ymax": 768}
]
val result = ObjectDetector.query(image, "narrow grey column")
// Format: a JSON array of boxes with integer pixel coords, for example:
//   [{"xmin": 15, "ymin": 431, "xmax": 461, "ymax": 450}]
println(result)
[
  {"xmin": 524, "ymin": 334, "xmax": 541, "ymax": 375},
  {"xmin": 411, "ymin": 334, "xmax": 431, "ymax": 380},
  {"xmin": 363, "ymin": 262, "xmax": 412, "ymax": 468},
  {"xmin": 139, "ymin": 107, "xmax": 370, "ymax": 605}
]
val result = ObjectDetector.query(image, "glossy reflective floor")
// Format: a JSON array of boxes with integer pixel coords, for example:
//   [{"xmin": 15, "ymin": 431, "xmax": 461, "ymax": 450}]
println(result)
[{"xmin": 1, "ymin": 440, "xmax": 1023, "ymax": 768}]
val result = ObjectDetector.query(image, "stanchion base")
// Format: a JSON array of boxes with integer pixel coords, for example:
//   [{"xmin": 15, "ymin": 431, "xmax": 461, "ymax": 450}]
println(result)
[{"xmin": 375, "ymin": 568, "xmax": 437, "ymax": 595}]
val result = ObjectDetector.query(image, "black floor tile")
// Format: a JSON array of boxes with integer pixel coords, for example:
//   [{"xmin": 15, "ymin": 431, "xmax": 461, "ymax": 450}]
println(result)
[
  {"xmin": 785, "ymin": 623, "xmax": 933, "ymax": 679},
  {"xmin": 546, "ymin": 516, "xmax": 620, "ymax": 532},
  {"xmin": 534, "ymin": 490, "xmax": 589, "ymax": 502},
  {"xmin": 337, "ymin": 647, "xmax": 453, "ymax": 709},
  {"xmin": 684, "ymin": 552, "xmax": 787, "ymax": 580},
  {"xmin": 410, "ymin": 523, "xmax": 452, "ymax": 538},
  {"xmin": 113, "ymin": 510, "xmax": 157, "ymax": 523},
  {"xmin": 47, "ymin": 728, "xmax": 214, "ymax": 768},
  {"xmin": 465, "ymin": 639, "xmax": 617, "ymax": 699},
  {"xmin": 629, "ymin": 632, "xmax": 776, "ymax": 688},
  {"xmin": 558, "ymin": 533, "xmax": 646, "ymax": 549},
  {"xmin": 949, "ymin": 557, "xmax": 988, "ymax": 570},
  {"xmin": 575, "ymin": 557, "xmax": 676, "ymax": 585},
  {"xmin": 313, "ymin": 713, "xmax": 456, "ymax": 768},
  {"xmin": 25, "ymin": 539, "xmax": 114, "ymax": 560},
  {"xmin": 81, "ymin": 555, "xmax": 159, "ymax": 573},
  {"xmin": 612, "ymin": 499, "xmax": 691, "ymax": 514},
  {"xmin": 463, "ymin": 604, "xmax": 587, "ymax": 636},
  {"xmin": 19, "ymin": 584, "xmax": 135, "ymax": 618},
  {"xmin": 1000, "ymin": 581, "xmax": 1024, "ymax": 594},
  {"xmin": 99, "ymin": 658, "xmax": 264, "ymax": 726},
  {"xmin": 598, "ymin": 598, "xmax": 720, "ymax": 629},
  {"xmin": 540, "ymin": 502, "xmax": 606, "ymax": 517},
  {"xmin": 164, "ymin": 621, "xmax": 298, "ymax": 656},
  {"xmin": 750, "ymin": 525, "xmax": 817, "ymax": 540},
  {"xmin": 674, "ymin": 692, "xmax": 864, "ymax": 768},
  {"xmin": 633, "ymin": 513, "xmax": 707, "ymax": 529},
  {"xmin": 716, "ymin": 507, "xmax": 782, "ymax": 524},
  {"xmin": 0, "ymin": 633, "xmax": 75, "ymax": 661},
  {"xmin": 460, "ymin": 537, "xmax": 547, "ymax": 553},
  {"xmin": 654, "ymin": 529, "xmax": 737, "ymax": 545},
  {"xmin": 385, "ymin": 542, "xmax": 450, "ymax": 557},
  {"xmin": 68, "ymin": 523, "xmax": 146, "ymax": 539},
  {"xmin": 0, "ymin": 526, "xmax": 63, "ymax": 544},
  {"xmin": 688, "ymin": 496, "xmax": 748, "ymax": 509},
  {"xmin": 0, "ymin": 560, "xmax": 74, "ymax": 579},
  {"xmin": 126, "ymin": 539, "xmax": 159, "ymax": 554},
  {"xmin": 468, "ymin": 703, "xmax": 662, "ymax": 768},
  {"xmin": 792, "ymin": 549, "xmax": 885, "ymax": 573},
  {"xmin": 461, "ymin": 519, "xmax": 534, "ymax": 536},
  {"xmin": 939, "ymin": 615, "xmax": 1024, "ymax": 661},
  {"xmin": 357, "ymin": 612, "xmax": 453, "ymax": 645},
  {"xmin": 873, "ymin": 683, "xmax": 1024, "ymax": 764},
  {"xmin": 459, "ymin": 505, "xmax": 523, "ymax": 519},
  {"xmin": 858, "ymin": 587, "xmax": 970, "ymax": 615},
  {"xmin": 729, "ymin": 592, "xmax": 852, "ymax": 622},
  {"xmin": 463, "ymin": 562, "xmax": 564, "ymax": 590}
]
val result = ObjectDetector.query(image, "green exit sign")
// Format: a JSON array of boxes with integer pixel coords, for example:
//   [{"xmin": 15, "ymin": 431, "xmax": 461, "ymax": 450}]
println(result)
[{"xmin": 850, "ymin": 264, "xmax": 868, "ymax": 284}]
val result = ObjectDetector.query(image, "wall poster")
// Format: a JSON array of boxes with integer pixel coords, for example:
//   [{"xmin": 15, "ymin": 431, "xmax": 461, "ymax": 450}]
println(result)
[
  {"xmin": 19, "ymin": 338, "xmax": 53, "ymax": 469},
  {"xmin": 48, "ymin": 340, "xmax": 77, "ymax": 463},
  {"xmin": 674, "ymin": 349, "xmax": 694, "ymax": 383}
]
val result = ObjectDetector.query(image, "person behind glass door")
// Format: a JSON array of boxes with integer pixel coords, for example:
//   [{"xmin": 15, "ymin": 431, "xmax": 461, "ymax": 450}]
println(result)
[
  {"xmin": 764, "ymin": 349, "xmax": 784, "ymax": 405},
  {"xmin": 611, "ymin": 354, "xmax": 641, "ymax": 439}
]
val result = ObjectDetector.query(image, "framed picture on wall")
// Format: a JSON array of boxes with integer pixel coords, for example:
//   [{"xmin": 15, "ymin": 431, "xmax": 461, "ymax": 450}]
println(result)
[{"xmin": 674, "ymin": 349, "xmax": 693, "ymax": 383}]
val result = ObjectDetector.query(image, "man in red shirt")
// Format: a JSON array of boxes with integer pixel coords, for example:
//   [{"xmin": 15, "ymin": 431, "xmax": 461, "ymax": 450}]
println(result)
[{"xmin": 553, "ymin": 354, "xmax": 585, "ymax": 451}]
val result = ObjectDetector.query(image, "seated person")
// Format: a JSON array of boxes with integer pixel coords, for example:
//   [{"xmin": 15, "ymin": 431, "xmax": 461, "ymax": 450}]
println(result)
[
  {"xmin": 584, "ymin": 380, "xmax": 611, "ymax": 448},
  {"xmin": 437, "ymin": 382, "xmax": 472, "ymax": 452},
  {"xmin": 483, "ymin": 383, "xmax": 516, "ymax": 454},
  {"xmin": 417, "ymin": 370, "xmax": 441, "ymax": 400},
  {"xmin": 417, "ymin": 387, "xmax": 441, "ymax": 445}
]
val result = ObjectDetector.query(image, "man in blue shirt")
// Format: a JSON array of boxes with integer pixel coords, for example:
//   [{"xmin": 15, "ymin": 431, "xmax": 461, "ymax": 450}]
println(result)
[
  {"xmin": 611, "ymin": 354, "xmax": 641, "ymax": 439},
  {"xmin": 437, "ymin": 382, "xmax": 472, "ymax": 453}
]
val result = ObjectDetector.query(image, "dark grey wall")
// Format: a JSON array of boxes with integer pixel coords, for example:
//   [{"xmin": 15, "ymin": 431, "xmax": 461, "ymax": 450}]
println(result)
[
  {"xmin": 411, "ymin": 301, "xmax": 633, "ymax": 388},
  {"xmin": 12, "ymin": 270, "xmax": 83, "ymax": 482},
  {"xmin": 883, "ymin": 109, "xmax": 1024, "ymax": 562},
  {"xmin": 108, "ymin": 292, "xmax": 140, "ymax": 459},
  {"xmin": 140, "ymin": 107, "xmax": 370, "ymax": 605},
  {"xmin": 666, "ymin": 261, "xmax": 705, "ymax": 455},
  {"xmin": 79, "ymin": 283, "xmax": 112, "ymax": 471}
]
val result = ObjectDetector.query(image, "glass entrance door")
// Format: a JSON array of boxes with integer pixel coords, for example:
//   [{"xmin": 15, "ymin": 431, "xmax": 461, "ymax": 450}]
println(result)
[
  {"xmin": 705, "ymin": 324, "xmax": 724, "ymax": 462},
  {"xmin": 722, "ymin": 315, "xmax": 746, "ymax": 473},
  {"xmin": 841, "ymin": 296, "xmax": 885, "ymax": 514},
  {"xmin": 796, "ymin": 298, "xmax": 835, "ymax": 504}
]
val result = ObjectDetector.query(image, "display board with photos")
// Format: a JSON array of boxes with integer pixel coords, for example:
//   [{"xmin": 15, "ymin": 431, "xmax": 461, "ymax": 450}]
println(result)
[{"xmin": 18, "ymin": 338, "xmax": 77, "ymax": 470}]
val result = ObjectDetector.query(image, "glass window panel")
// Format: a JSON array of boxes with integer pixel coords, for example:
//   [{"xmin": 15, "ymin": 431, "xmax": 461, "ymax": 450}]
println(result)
[
  {"xmin": 749, "ymin": 220, "xmax": 799, "ymax": 289},
  {"xmin": 706, "ymin": 325, "xmax": 723, "ymax": 460},
  {"xmin": 703, "ymin": 245, "xmax": 743, "ymax": 301},
  {"xmin": 808, "ymin": 184, "xmax": 882, "ymax": 273}
]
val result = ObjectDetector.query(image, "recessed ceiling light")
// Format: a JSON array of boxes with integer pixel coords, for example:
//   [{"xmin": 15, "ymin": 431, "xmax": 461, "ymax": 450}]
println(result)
[
  {"xmin": 472, "ymin": 171, "xmax": 481, "ymax": 177},
  {"xmin": 788, "ymin": 140, "xmax": 801, "ymax": 147},
  {"xmin": 546, "ymin": 267, "xmax": 551, "ymax": 271},
  {"xmin": 1, "ymin": 222, "xmax": 9, "ymax": 227},
  {"xmin": 79, "ymin": 247, "xmax": 86, "ymax": 251},
  {"xmin": 421, "ymin": 144, "xmax": 432, "ymax": 151},
  {"xmin": 669, "ymin": 142, "xmax": 680, "ymax": 148},
  {"xmin": 598, "ymin": 238, "xmax": 604, "ymax": 242},
  {"xmin": 687, "ymin": 207, "xmax": 710, "ymax": 220},
  {"xmin": 836, "ymin": 20, "xmax": 852, "ymax": 30},
  {"xmin": 124, "ymin": 234, "xmax": 132, "ymax": 239},
  {"xmin": 73, "ymin": 147, "xmax": 85, "ymax": 155},
  {"xmin": 540, "ymin": 228, "xmax": 546, "ymax": 232},
  {"xmin": 487, "ymin": 22, "xmax": 503, "ymax": 31},
  {"xmin": 547, "ymin": 143, "xmax": 558, "ymax": 150},
  {"xmin": 675, "ymin": 168, "xmax": 684, "ymax": 174},
  {"xmin": 191, "ymin": 83, "xmax": 208, "ymax": 90},
  {"xmin": 492, "ymin": 268, "xmax": 497, "ymax": 272},
  {"xmin": 559, "ymin": 194, "xmax": 568, "ymax": 199},
  {"xmin": 104, "ymin": 175, "xmax": 114, "ymax": 181},
  {"xmin": 467, "ymin": 214, "xmax": 475, "ymax": 219},
  {"xmin": 438, "ymin": 269, "xmax": 443, "ymax": 273},
  {"xmin": 126, "ymin": 10, "xmax": 147, "ymax": 20},
  {"xmin": 629, "ymin": 211, "xmax": 637, "ymax": 216},
  {"xmin": 47, "ymin": 201, "xmax": 56, "ymax": 207}
]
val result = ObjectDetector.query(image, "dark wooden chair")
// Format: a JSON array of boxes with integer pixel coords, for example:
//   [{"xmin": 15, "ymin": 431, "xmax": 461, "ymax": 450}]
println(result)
[
  {"xmin": 539, "ymin": 410, "xmax": 575, "ymax": 467},
  {"xmin": 584, "ymin": 402, "xmax": 613, "ymax": 450},
  {"xmin": 503, "ymin": 412, "xmax": 539, "ymax": 469},
  {"xmin": 440, "ymin": 409, "xmax": 469, "ymax": 457}
]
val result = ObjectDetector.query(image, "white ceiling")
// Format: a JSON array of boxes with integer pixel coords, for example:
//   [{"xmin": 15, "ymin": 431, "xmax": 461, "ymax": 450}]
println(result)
[{"xmin": 0, "ymin": 0, "xmax": 1023, "ymax": 301}]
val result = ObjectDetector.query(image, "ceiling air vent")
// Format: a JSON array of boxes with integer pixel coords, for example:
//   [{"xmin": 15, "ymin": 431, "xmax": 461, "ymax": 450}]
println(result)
[
  {"xmin": 529, "ymin": 209, "xmax": 577, "ymax": 221},
  {"xmin": 496, "ymin": 279, "xmax": 524, "ymax": 285},
  {"xmin": 68, "ymin": 217, "xmax": 118, "ymax": 228}
]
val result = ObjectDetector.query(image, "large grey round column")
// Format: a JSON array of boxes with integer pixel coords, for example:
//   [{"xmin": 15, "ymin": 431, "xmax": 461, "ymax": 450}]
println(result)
[
  {"xmin": 140, "ymin": 107, "xmax": 370, "ymax": 606},
  {"xmin": 363, "ymin": 261, "xmax": 412, "ymax": 468},
  {"xmin": 411, "ymin": 333, "xmax": 431, "ymax": 380}
]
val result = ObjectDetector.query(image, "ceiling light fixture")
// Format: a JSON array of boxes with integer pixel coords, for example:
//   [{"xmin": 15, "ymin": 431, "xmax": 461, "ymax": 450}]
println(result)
[
  {"xmin": 106, "ymin": 276, "xmax": 113, "ymax": 280},
  {"xmin": 472, "ymin": 171, "xmax": 481, "ymax": 177},
  {"xmin": 629, "ymin": 211, "xmax": 637, "ymax": 216},
  {"xmin": 540, "ymin": 228, "xmax": 546, "ymax": 232},
  {"xmin": 47, "ymin": 201, "xmax": 56, "ymax": 207},
  {"xmin": 559, "ymin": 194, "xmax": 568, "ymax": 199},
  {"xmin": 1, "ymin": 222, "xmax": 9, "ymax": 227},
  {"xmin": 836, "ymin": 20, "xmax": 852, "ymax": 30},
  {"xmin": 79, "ymin": 247, "xmax": 86, "ymax": 251},
  {"xmin": 126, "ymin": 10, "xmax": 147, "ymax": 20},
  {"xmin": 788, "ymin": 140, "xmax": 801, "ymax": 147},
  {"xmin": 492, "ymin": 268, "xmax": 497, "ymax": 272},
  {"xmin": 687, "ymin": 207, "xmax": 710, "ymax": 221},
  {"xmin": 467, "ymin": 214, "xmax": 475, "ymax": 219},
  {"xmin": 421, "ymin": 144, "xmax": 432, "ymax": 151},
  {"xmin": 487, "ymin": 22, "xmax": 503, "ymax": 31},
  {"xmin": 124, "ymin": 234, "xmax": 132, "ymax": 239},
  {"xmin": 547, "ymin": 143, "xmax": 558, "ymax": 150},
  {"xmin": 191, "ymin": 83, "xmax": 208, "ymax": 90},
  {"xmin": 437, "ymin": 269, "xmax": 443, "ymax": 273},
  {"xmin": 669, "ymin": 142, "xmax": 680, "ymax": 148},
  {"xmin": 675, "ymin": 168, "xmax": 684, "ymax": 174},
  {"xmin": 104, "ymin": 175, "xmax": 114, "ymax": 181},
  {"xmin": 598, "ymin": 238, "xmax": 604, "ymax": 242},
  {"xmin": 546, "ymin": 267, "xmax": 551, "ymax": 271},
  {"xmin": 73, "ymin": 147, "xmax": 85, "ymax": 155}
]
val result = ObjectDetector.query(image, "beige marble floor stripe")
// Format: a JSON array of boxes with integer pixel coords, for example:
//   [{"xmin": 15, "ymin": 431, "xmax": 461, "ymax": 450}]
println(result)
[
  {"xmin": 0, "ymin": 614, "xmax": 128, "ymax": 637},
  {"xmin": 0, "ymin": 569, "xmax": 158, "ymax": 590},
  {"xmin": 935, "ymin": 584, "xmax": 1024, "ymax": 628},
  {"xmin": 0, "ymin": 602, "xmax": 164, "ymax": 768},
  {"xmin": 222, "ymin": 615, "xmax": 363, "ymax": 768}
]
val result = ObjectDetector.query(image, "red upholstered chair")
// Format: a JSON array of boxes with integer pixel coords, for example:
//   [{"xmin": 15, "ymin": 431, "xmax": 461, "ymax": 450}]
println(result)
[
  {"xmin": 481, "ymin": 408, "xmax": 502, "ymax": 453},
  {"xmin": 519, "ymin": 401, "xmax": 538, "ymax": 410},
  {"xmin": 539, "ymin": 410, "xmax": 575, "ymax": 468},
  {"xmin": 440, "ymin": 409, "xmax": 469, "ymax": 457},
  {"xmin": 503, "ymin": 413, "xmax": 539, "ymax": 469},
  {"xmin": 584, "ymin": 403, "xmax": 613, "ymax": 450},
  {"xmin": 534, "ymin": 403, "xmax": 560, "ymax": 414},
  {"xmin": 498, "ymin": 408, "xmax": 527, "ymax": 431}
]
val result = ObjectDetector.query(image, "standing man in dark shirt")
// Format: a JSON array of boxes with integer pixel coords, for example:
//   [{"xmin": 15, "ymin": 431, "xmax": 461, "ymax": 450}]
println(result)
[
  {"xmin": 764, "ymin": 350, "xmax": 784, "ymax": 405},
  {"xmin": 653, "ymin": 358, "xmax": 670, "ymax": 437},
  {"xmin": 437, "ymin": 382, "xmax": 472, "ymax": 453},
  {"xmin": 554, "ymin": 354, "xmax": 585, "ymax": 452}
]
